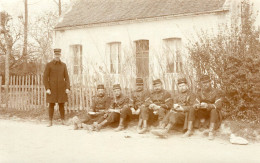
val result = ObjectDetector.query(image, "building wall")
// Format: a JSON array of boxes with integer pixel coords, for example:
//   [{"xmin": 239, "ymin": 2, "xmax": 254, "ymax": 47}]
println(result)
[{"xmin": 54, "ymin": 11, "xmax": 230, "ymax": 88}]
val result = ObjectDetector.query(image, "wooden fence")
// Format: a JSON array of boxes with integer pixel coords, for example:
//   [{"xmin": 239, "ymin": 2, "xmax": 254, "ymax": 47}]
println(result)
[{"xmin": 0, "ymin": 74, "xmax": 182, "ymax": 111}]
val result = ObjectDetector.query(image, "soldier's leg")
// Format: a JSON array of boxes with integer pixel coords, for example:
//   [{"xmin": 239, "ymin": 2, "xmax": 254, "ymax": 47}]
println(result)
[
  {"xmin": 115, "ymin": 107, "xmax": 131, "ymax": 132},
  {"xmin": 47, "ymin": 103, "xmax": 55, "ymax": 127},
  {"xmin": 208, "ymin": 109, "xmax": 219, "ymax": 140},
  {"xmin": 158, "ymin": 107, "xmax": 167, "ymax": 126},
  {"xmin": 183, "ymin": 108, "xmax": 196, "ymax": 137},
  {"xmin": 151, "ymin": 112, "xmax": 173, "ymax": 137},
  {"xmin": 58, "ymin": 103, "xmax": 65, "ymax": 125},
  {"xmin": 96, "ymin": 112, "xmax": 119, "ymax": 131}
]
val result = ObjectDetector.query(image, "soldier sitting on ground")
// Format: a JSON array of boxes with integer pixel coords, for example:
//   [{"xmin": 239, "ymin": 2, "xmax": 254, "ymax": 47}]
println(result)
[
  {"xmin": 183, "ymin": 75, "xmax": 222, "ymax": 140},
  {"xmin": 151, "ymin": 77, "xmax": 195, "ymax": 137},
  {"xmin": 129, "ymin": 78, "xmax": 150, "ymax": 134},
  {"xmin": 142, "ymin": 79, "xmax": 173, "ymax": 130},
  {"xmin": 72, "ymin": 84, "xmax": 111, "ymax": 130},
  {"xmin": 93, "ymin": 84, "xmax": 130, "ymax": 131}
]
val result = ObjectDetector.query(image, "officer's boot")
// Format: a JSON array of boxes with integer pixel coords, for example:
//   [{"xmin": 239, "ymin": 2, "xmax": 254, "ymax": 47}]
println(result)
[
  {"xmin": 138, "ymin": 120, "xmax": 148, "ymax": 134},
  {"xmin": 182, "ymin": 121, "xmax": 193, "ymax": 138},
  {"xmin": 208, "ymin": 123, "xmax": 215, "ymax": 140},
  {"xmin": 137, "ymin": 119, "xmax": 143, "ymax": 132},
  {"xmin": 115, "ymin": 118, "xmax": 124, "ymax": 132},
  {"xmin": 47, "ymin": 120, "xmax": 52, "ymax": 127}
]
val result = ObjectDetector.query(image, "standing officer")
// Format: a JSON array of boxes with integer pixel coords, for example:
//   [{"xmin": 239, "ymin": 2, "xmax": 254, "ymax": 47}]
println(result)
[
  {"xmin": 142, "ymin": 79, "xmax": 173, "ymax": 128},
  {"xmin": 43, "ymin": 48, "xmax": 70, "ymax": 127},
  {"xmin": 94, "ymin": 84, "xmax": 130, "ymax": 131},
  {"xmin": 151, "ymin": 77, "xmax": 195, "ymax": 137},
  {"xmin": 72, "ymin": 84, "xmax": 111, "ymax": 130},
  {"xmin": 183, "ymin": 75, "xmax": 222, "ymax": 140},
  {"xmin": 129, "ymin": 78, "xmax": 150, "ymax": 134}
]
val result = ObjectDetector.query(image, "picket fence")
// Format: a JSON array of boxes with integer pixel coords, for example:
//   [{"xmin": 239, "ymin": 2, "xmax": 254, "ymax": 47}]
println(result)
[
  {"xmin": 0, "ymin": 74, "xmax": 181, "ymax": 111},
  {"xmin": 0, "ymin": 75, "xmax": 99, "ymax": 111}
]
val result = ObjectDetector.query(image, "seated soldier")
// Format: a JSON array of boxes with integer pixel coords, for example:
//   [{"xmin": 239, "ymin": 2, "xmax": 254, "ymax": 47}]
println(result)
[
  {"xmin": 183, "ymin": 75, "xmax": 222, "ymax": 140},
  {"xmin": 142, "ymin": 79, "xmax": 173, "ymax": 129},
  {"xmin": 129, "ymin": 78, "xmax": 150, "ymax": 134},
  {"xmin": 72, "ymin": 84, "xmax": 110, "ymax": 130},
  {"xmin": 151, "ymin": 77, "xmax": 195, "ymax": 137},
  {"xmin": 94, "ymin": 84, "xmax": 130, "ymax": 132}
]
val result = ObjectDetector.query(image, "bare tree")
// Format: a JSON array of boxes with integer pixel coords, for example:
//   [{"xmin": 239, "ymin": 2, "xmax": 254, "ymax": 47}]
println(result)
[{"xmin": 22, "ymin": 0, "xmax": 28, "ymax": 57}]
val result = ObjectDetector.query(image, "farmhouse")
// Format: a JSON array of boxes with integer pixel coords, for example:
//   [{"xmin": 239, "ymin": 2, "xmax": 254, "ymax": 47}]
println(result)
[{"xmin": 54, "ymin": 0, "xmax": 239, "ymax": 90}]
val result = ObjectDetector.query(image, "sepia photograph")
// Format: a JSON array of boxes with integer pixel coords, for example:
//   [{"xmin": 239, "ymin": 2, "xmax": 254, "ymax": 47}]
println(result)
[{"xmin": 0, "ymin": 0, "xmax": 260, "ymax": 162}]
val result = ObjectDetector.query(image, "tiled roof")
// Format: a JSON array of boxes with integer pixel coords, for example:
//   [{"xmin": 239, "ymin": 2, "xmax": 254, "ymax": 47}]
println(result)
[{"xmin": 55, "ymin": 0, "xmax": 227, "ymax": 29}]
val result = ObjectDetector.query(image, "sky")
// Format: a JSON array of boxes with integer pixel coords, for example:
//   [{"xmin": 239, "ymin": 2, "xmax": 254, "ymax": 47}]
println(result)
[{"xmin": 0, "ymin": 0, "xmax": 71, "ymax": 17}]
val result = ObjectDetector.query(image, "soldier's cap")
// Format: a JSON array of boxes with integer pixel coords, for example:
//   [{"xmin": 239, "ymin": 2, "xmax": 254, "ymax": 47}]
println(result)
[
  {"xmin": 177, "ymin": 77, "xmax": 187, "ymax": 85},
  {"xmin": 136, "ymin": 78, "xmax": 144, "ymax": 86},
  {"xmin": 153, "ymin": 79, "xmax": 162, "ymax": 85},
  {"xmin": 113, "ymin": 84, "xmax": 121, "ymax": 90},
  {"xmin": 97, "ymin": 84, "xmax": 105, "ymax": 90},
  {"xmin": 200, "ymin": 75, "xmax": 211, "ymax": 83},
  {"xmin": 54, "ymin": 48, "xmax": 61, "ymax": 53}
]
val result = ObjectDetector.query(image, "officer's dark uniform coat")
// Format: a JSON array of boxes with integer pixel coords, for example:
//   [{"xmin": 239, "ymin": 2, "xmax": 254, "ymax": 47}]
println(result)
[{"xmin": 43, "ymin": 60, "xmax": 70, "ymax": 103}]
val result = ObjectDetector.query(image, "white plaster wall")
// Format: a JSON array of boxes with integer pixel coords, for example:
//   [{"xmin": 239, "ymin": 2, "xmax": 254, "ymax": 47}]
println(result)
[{"xmin": 54, "ymin": 11, "xmax": 229, "ymax": 80}]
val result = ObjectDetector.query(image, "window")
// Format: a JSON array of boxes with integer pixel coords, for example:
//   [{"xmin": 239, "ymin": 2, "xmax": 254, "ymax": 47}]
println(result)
[
  {"xmin": 135, "ymin": 40, "xmax": 149, "ymax": 77},
  {"xmin": 163, "ymin": 38, "xmax": 182, "ymax": 73},
  {"xmin": 109, "ymin": 42, "xmax": 121, "ymax": 74},
  {"xmin": 71, "ymin": 45, "xmax": 82, "ymax": 75}
]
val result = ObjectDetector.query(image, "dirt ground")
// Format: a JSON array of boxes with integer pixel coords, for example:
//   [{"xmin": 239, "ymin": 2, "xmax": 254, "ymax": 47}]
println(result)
[{"xmin": 0, "ymin": 119, "xmax": 259, "ymax": 163}]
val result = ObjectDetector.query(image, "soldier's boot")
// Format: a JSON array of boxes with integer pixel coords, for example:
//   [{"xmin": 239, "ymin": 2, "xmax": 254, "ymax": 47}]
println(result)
[
  {"xmin": 47, "ymin": 120, "xmax": 52, "ymax": 127},
  {"xmin": 138, "ymin": 120, "xmax": 148, "ymax": 134},
  {"xmin": 96, "ymin": 120, "xmax": 107, "ymax": 132},
  {"xmin": 159, "ymin": 122, "xmax": 166, "ymax": 129},
  {"xmin": 61, "ymin": 120, "xmax": 65, "ymax": 125},
  {"xmin": 161, "ymin": 123, "xmax": 173, "ymax": 136},
  {"xmin": 151, "ymin": 123, "xmax": 171, "ymax": 137},
  {"xmin": 158, "ymin": 121, "xmax": 163, "ymax": 128},
  {"xmin": 182, "ymin": 121, "xmax": 193, "ymax": 138},
  {"xmin": 115, "ymin": 118, "xmax": 124, "ymax": 132},
  {"xmin": 137, "ymin": 119, "xmax": 143, "ymax": 131},
  {"xmin": 72, "ymin": 116, "xmax": 80, "ymax": 130},
  {"xmin": 208, "ymin": 123, "xmax": 215, "ymax": 140}
]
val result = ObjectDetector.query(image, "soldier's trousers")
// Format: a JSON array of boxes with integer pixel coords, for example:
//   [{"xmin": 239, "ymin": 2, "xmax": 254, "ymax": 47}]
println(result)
[
  {"xmin": 162, "ymin": 112, "xmax": 185, "ymax": 125},
  {"xmin": 97, "ymin": 107, "xmax": 132, "ymax": 124},
  {"xmin": 188, "ymin": 107, "xmax": 218, "ymax": 123},
  {"xmin": 49, "ymin": 103, "xmax": 64, "ymax": 120},
  {"xmin": 82, "ymin": 114, "xmax": 103, "ymax": 124},
  {"xmin": 140, "ymin": 106, "xmax": 167, "ymax": 122}
]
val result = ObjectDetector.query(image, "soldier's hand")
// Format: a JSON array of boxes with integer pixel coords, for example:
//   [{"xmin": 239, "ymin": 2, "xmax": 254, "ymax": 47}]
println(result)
[
  {"xmin": 154, "ymin": 105, "xmax": 161, "ymax": 110},
  {"xmin": 136, "ymin": 108, "xmax": 141, "ymax": 115},
  {"xmin": 103, "ymin": 113, "xmax": 108, "ymax": 118},
  {"xmin": 200, "ymin": 102, "xmax": 208, "ymax": 108},
  {"xmin": 65, "ymin": 89, "xmax": 70, "ymax": 94},
  {"xmin": 130, "ymin": 108, "xmax": 136, "ymax": 114},
  {"xmin": 46, "ymin": 89, "xmax": 51, "ymax": 95},
  {"xmin": 149, "ymin": 104, "xmax": 155, "ymax": 109},
  {"xmin": 193, "ymin": 104, "xmax": 200, "ymax": 109},
  {"xmin": 175, "ymin": 106, "xmax": 184, "ymax": 112},
  {"xmin": 108, "ymin": 109, "xmax": 114, "ymax": 112}
]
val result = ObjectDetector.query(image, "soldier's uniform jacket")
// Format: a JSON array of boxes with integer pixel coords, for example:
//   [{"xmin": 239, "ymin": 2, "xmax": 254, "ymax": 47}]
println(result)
[
  {"xmin": 91, "ymin": 95, "xmax": 111, "ymax": 112},
  {"xmin": 110, "ymin": 94, "xmax": 129, "ymax": 109},
  {"xmin": 195, "ymin": 88, "xmax": 222, "ymax": 111},
  {"xmin": 174, "ymin": 91, "xmax": 196, "ymax": 112},
  {"xmin": 129, "ymin": 90, "xmax": 150, "ymax": 109},
  {"xmin": 145, "ymin": 89, "xmax": 173, "ymax": 110}
]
